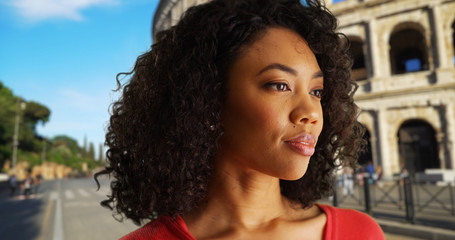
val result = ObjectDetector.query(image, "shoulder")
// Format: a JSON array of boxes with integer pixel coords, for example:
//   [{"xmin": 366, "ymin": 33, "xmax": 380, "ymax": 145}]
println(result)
[
  {"xmin": 317, "ymin": 204, "xmax": 384, "ymax": 240},
  {"xmin": 120, "ymin": 215, "xmax": 195, "ymax": 240}
]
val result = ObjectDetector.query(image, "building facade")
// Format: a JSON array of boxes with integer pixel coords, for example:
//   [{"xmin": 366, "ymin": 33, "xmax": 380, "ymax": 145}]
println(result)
[{"xmin": 153, "ymin": 0, "xmax": 455, "ymax": 179}]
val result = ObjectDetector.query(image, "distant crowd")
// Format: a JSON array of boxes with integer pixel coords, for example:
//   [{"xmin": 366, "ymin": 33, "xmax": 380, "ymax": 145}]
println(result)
[
  {"xmin": 8, "ymin": 170, "xmax": 42, "ymax": 199},
  {"xmin": 338, "ymin": 161, "xmax": 409, "ymax": 196}
]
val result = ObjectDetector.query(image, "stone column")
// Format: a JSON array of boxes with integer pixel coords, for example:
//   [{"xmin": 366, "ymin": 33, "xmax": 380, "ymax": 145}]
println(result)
[
  {"xmin": 371, "ymin": 110, "xmax": 382, "ymax": 167},
  {"xmin": 429, "ymin": 5, "xmax": 450, "ymax": 69},
  {"xmin": 367, "ymin": 19, "xmax": 389, "ymax": 93},
  {"xmin": 445, "ymin": 102, "xmax": 455, "ymax": 169},
  {"xmin": 377, "ymin": 107, "xmax": 393, "ymax": 177},
  {"xmin": 367, "ymin": 19, "xmax": 382, "ymax": 79},
  {"xmin": 363, "ymin": 21, "xmax": 374, "ymax": 79}
]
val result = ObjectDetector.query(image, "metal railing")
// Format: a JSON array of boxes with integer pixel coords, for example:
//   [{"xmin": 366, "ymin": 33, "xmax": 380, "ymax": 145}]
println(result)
[{"xmin": 330, "ymin": 174, "xmax": 455, "ymax": 224}]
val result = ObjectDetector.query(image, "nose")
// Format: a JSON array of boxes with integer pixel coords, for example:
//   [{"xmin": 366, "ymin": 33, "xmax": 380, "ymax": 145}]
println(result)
[{"xmin": 289, "ymin": 94, "xmax": 321, "ymax": 126}]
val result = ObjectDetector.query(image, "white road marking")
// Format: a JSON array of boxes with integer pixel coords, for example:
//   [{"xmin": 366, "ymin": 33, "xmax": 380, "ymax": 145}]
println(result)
[
  {"xmin": 78, "ymin": 189, "xmax": 90, "ymax": 197},
  {"xmin": 94, "ymin": 189, "xmax": 110, "ymax": 197},
  {"xmin": 50, "ymin": 191, "xmax": 58, "ymax": 200},
  {"xmin": 64, "ymin": 190, "xmax": 75, "ymax": 200},
  {"xmin": 54, "ymin": 199, "xmax": 63, "ymax": 240},
  {"xmin": 64, "ymin": 201, "xmax": 100, "ymax": 208},
  {"xmin": 54, "ymin": 181, "xmax": 64, "ymax": 240}
]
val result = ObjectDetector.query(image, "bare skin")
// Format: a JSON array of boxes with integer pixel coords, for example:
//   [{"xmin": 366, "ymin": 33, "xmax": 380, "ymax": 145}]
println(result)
[
  {"xmin": 183, "ymin": 164, "xmax": 326, "ymax": 239},
  {"xmin": 183, "ymin": 27, "xmax": 327, "ymax": 239}
]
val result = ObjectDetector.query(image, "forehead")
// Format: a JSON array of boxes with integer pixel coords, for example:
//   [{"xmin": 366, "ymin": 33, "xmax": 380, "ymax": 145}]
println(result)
[
  {"xmin": 249, "ymin": 28, "xmax": 308, "ymax": 53},
  {"xmin": 229, "ymin": 27, "xmax": 319, "ymax": 75}
]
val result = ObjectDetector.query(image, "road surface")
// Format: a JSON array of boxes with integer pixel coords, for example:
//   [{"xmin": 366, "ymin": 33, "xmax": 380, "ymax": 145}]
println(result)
[{"xmin": 0, "ymin": 177, "xmax": 423, "ymax": 239}]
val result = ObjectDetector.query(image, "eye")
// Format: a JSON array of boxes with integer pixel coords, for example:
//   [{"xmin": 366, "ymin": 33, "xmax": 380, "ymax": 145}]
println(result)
[
  {"xmin": 265, "ymin": 82, "xmax": 290, "ymax": 91},
  {"xmin": 310, "ymin": 89, "xmax": 324, "ymax": 98}
]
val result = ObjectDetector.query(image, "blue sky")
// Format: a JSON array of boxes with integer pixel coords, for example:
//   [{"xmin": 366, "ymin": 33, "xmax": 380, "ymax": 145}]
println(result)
[{"xmin": 0, "ymin": 0, "xmax": 160, "ymax": 150}]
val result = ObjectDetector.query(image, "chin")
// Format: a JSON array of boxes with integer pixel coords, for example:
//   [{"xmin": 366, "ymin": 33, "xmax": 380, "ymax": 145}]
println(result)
[
  {"xmin": 279, "ymin": 167, "xmax": 308, "ymax": 181},
  {"xmin": 281, "ymin": 175, "xmax": 306, "ymax": 181}
]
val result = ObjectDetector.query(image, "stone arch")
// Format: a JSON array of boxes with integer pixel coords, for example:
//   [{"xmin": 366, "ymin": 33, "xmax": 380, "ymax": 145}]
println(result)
[
  {"xmin": 358, "ymin": 125, "xmax": 373, "ymax": 166},
  {"xmin": 397, "ymin": 119, "xmax": 440, "ymax": 175},
  {"xmin": 389, "ymin": 22, "xmax": 429, "ymax": 75},
  {"xmin": 347, "ymin": 35, "xmax": 367, "ymax": 81}
]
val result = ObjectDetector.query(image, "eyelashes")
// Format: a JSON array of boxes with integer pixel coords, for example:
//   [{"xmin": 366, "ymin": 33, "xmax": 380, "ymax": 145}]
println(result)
[
  {"xmin": 264, "ymin": 82, "xmax": 290, "ymax": 91},
  {"xmin": 310, "ymin": 89, "xmax": 323, "ymax": 99}
]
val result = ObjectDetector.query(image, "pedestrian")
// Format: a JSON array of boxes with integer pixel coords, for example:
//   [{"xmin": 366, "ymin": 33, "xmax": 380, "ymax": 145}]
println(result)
[
  {"xmin": 22, "ymin": 171, "xmax": 34, "ymax": 198},
  {"xmin": 374, "ymin": 165, "xmax": 383, "ymax": 186},
  {"xmin": 8, "ymin": 174, "xmax": 17, "ymax": 197},
  {"xmin": 398, "ymin": 162, "xmax": 409, "ymax": 186},
  {"xmin": 95, "ymin": 0, "xmax": 385, "ymax": 239},
  {"xmin": 342, "ymin": 166, "xmax": 354, "ymax": 196},
  {"xmin": 366, "ymin": 161, "xmax": 375, "ymax": 184},
  {"xmin": 34, "ymin": 172, "xmax": 42, "ymax": 194},
  {"xmin": 399, "ymin": 162, "xmax": 409, "ymax": 178}
]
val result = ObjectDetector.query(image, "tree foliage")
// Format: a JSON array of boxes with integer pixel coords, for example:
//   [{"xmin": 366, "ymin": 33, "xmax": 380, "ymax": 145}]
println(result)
[
  {"xmin": 0, "ymin": 81, "xmax": 102, "ymax": 172},
  {"xmin": 24, "ymin": 101, "xmax": 50, "ymax": 127},
  {"xmin": 0, "ymin": 82, "xmax": 17, "ymax": 165},
  {"xmin": 98, "ymin": 143, "xmax": 104, "ymax": 162}
]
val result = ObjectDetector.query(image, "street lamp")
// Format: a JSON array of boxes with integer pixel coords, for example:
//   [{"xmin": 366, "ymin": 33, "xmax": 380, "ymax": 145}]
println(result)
[{"xmin": 11, "ymin": 99, "xmax": 26, "ymax": 170}]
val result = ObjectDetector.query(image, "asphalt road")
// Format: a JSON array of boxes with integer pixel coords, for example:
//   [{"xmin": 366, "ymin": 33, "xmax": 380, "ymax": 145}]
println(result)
[
  {"xmin": 0, "ymin": 177, "xmax": 138, "ymax": 240},
  {"xmin": 0, "ymin": 177, "xmax": 423, "ymax": 240}
]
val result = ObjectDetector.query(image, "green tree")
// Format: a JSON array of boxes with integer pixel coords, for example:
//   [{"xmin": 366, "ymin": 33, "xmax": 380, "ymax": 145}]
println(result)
[
  {"xmin": 88, "ymin": 142, "xmax": 95, "ymax": 160},
  {"xmin": 98, "ymin": 143, "xmax": 104, "ymax": 162},
  {"xmin": 0, "ymin": 81, "xmax": 102, "ymax": 172},
  {"xmin": 47, "ymin": 135, "xmax": 101, "ymax": 170},
  {"xmin": 0, "ymin": 81, "xmax": 51, "ymax": 169},
  {"xmin": 52, "ymin": 135, "xmax": 80, "ymax": 153},
  {"xmin": 23, "ymin": 101, "xmax": 50, "ymax": 128},
  {"xmin": 0, "ymin": 82, "xmax": 20, "ymax": 168},
  {"xmin": 83, "ymin": 135, "xmax": 88, "ymax": 158},
  {"xmin": 18, "ymin": 101, "xmax": 51, "ymax": 152}
]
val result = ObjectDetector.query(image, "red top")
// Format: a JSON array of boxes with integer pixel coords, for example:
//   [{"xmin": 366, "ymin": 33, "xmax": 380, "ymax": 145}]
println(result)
[
  {"xmin": 318, "ymin": 204, "xmax": 385, "ymax": 240},
  {"xmin": 120, "ymin": 204, "xmax": 384, "ymax": 240}
]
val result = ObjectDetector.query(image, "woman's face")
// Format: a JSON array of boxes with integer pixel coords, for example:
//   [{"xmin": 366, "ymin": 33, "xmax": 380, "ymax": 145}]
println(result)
[{"xmin": 218, "ymin": 27, "xmax": 324, "ymax": 181}]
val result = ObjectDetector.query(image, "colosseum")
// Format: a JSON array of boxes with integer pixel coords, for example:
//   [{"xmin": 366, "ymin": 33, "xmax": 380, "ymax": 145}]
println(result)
[{"xmin": 152, "ymin": 0, "xmax": 455, "ymax": 181}]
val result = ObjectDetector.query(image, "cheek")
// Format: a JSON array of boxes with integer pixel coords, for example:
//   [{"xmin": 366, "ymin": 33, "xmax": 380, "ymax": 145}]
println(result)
[
  {"xmin": 244, "ymin": 97, "xmax": 283, "ymax": 129},
  {"xmin": 223, "ymin": 96, "xmax": 285, "ymax": 145},
  {"xmin": 257, "ymin": 106, "xmax": 285, "ymax": 141},
  {"xmin": 317, "ymin": 108, "xmax": 324, "ymax": 134}
]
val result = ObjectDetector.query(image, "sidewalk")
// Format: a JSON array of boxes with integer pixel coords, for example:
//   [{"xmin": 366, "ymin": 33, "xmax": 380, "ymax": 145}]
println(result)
[
  {"xmin": 318, "ymin": 179, "xmax": 455, "ymax": 240},
  {"xmin": 378, "ymin": 218, "xmax": 455, "ymax": 240}
]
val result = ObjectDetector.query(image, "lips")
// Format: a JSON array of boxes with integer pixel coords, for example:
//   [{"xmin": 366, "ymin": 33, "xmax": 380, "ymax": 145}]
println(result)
[{"xmin": 284, "ymin": 133, "xmax": 316, "ymax": 156}]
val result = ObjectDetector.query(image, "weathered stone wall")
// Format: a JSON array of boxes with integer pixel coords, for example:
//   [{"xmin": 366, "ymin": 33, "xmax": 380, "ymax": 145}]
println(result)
[
  {"xmin": 333, "ymin": 0, "xmax": 455, "ymax": 177},
  {"xmin": 5, "ymin": 161, "xmax": 76, "ymax": 180}
]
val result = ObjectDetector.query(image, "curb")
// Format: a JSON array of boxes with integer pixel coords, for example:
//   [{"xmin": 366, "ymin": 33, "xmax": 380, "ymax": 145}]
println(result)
[{"xmin": 377, "ymin": 219, "xmax": 455, "ymax": 240}]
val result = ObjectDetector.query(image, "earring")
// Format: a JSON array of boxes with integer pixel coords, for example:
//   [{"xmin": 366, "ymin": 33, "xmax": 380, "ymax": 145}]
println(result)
[{"xmin": 210, "ymin": 125, "xmax": 216, "ymax": 131}]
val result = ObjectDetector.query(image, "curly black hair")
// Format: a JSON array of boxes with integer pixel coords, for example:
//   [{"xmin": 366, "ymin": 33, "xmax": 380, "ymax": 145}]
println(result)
[{"xmin": 95, "ymin": 0, "xmax": 364, "ymax": 225}]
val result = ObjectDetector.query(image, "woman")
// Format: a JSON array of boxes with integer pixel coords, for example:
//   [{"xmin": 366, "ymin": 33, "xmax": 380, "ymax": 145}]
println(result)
[{"xmin": 95, "ymin": 0, "xmax": 385, "ymax": 239}]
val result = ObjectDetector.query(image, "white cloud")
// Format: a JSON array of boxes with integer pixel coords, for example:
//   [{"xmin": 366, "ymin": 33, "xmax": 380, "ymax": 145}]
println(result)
[
  {"xmin": 58, "ymin": 88, "xmax": 101, "ymax": 111},
  {"xmin": 9, "ymin": 0, "xmax": 118, "ymax": 22}
]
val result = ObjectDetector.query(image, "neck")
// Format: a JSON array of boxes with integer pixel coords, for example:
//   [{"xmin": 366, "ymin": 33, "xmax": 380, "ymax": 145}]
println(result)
[{"xmin": 185, "ymin": 156, "xmax": 291, "ymax": 230}]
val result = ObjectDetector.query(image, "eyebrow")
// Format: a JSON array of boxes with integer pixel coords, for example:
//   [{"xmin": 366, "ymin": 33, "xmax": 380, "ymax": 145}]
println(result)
[
  {"xmin": 257, "ymin": 63, "xmax": 298, "ymax": 76},
  {"xmin": 312, "ymin": 71, "xmax": 324, "ymax": 79},
  {"xmin": 257, "ymin": 63, "xmax": 323, "ymax": 79}
]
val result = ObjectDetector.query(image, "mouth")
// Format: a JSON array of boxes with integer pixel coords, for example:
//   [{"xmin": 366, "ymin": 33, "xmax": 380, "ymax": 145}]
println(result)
[{"xmin": 284, "ymin": 133, "xmax": 316, "ymax": 157}]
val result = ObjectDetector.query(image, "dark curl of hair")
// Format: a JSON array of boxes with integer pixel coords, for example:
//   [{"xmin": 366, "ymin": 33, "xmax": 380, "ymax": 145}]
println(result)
[{"xmin": 95, "ymin": 0, "xmax": 364, "ymax": 225}]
